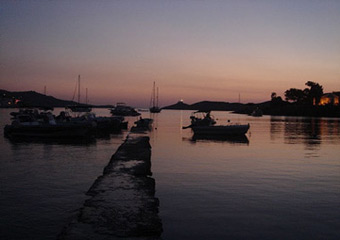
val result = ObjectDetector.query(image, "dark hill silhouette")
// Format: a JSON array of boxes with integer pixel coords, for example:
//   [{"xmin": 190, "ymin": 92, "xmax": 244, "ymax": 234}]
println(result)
[
  {"xmin": 163, "ymin": 100, "xmax": 244, "ymax": 111},
  {"xmin": 190, "ymin": 101, "xmax": 243, "ymax": 111},
  {"xmin": 163, "ymin": 101, "xmax": 191, "ymax": 110},
  {"xmin": 0, "ymin": 89, "xmax": 83, "ymax": 108}
]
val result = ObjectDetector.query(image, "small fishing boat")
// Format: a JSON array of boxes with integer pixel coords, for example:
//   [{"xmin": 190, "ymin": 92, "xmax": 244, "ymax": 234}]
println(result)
[
  {"xmin": 149, "ymin": 82, "xmax": 161, "ymax": 113},
  {"xmin": 70, "ymin": 112, "xmax": 126, "ymax": 132},
  {"xmin": 110, "ymin": 102, "xmax": 141, "ymax": 116},
  {"xmin": 183, "ymin": 111, "xmax": 249, "ymax": 136}
]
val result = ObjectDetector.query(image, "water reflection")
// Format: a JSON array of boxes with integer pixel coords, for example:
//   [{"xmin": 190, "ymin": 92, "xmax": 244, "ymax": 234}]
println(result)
[
  {"xmin": 270, "ymin": 116, "xmax": 340, "ymax": 153},
  {"xmin": 6, "ymin": 137, "xmax": 97, "ymax": 147},
  {"xmin": 269, "ymin": 117, "xmax": 283, "ymax": 141},
  {"xmin": 181, "ymin": 134, "xmax": 249, "ymax": 145},
  {"xmin": 283, "ymin": 118, "xmax": 321, "ymax": 147},
  {"xmin": 191, "ymin": 134, "xmax": 249, "ymax": 145}
]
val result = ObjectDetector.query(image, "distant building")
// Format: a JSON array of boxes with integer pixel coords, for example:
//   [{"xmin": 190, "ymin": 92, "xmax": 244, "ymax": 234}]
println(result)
[{"xmin": 319, "ymin": 92, "xmax": 340, "ymax": 106}]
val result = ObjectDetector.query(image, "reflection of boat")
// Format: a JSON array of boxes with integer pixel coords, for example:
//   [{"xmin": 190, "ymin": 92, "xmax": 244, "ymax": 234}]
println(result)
[
  {"xmin": 110, "ymin": 102, "xmax": 141, "ymax": 116},
  {"xmin": 131, "ymin": 117, "xmax": 153, "ymax": 132},
  {"xmin": 192, "ymin": 134, "xmax": 249, "ymax": 144},
  {"xmin": 66, "ymin": 75, "xmax": 92, "ymax": 113},
  {"xmin": 191, "ymin": 124, "xmax": 250, "ymax": 136},
  {"xmin": 150, "ymin": 82, "xmax": 161, "ymax": 113},
  {"xmin": 183, "ymin": 111, "xmax": 216, "ymax": 129}
]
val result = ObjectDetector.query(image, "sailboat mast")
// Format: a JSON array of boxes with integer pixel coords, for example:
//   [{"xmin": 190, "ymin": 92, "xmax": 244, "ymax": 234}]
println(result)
[
  {"xmin": 78, "ymin": 75, "xmax": 81, "ymax": 104},
  {"xmin": 86, "ymin": 88, "xmax": 88, "ymax": 105},
  {"xmin": 156, "ymin": 87, "xmax": 159, "ymax": 108},
  {"xmin": 152, "ymin": 81, "xmax": 156, "ymax": 107}
]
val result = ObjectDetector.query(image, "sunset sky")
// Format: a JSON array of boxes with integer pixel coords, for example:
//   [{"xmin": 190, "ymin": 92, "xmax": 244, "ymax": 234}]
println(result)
[{"xmin": 1, "ymin": 0, "xmax": 339, "ymax": 107}]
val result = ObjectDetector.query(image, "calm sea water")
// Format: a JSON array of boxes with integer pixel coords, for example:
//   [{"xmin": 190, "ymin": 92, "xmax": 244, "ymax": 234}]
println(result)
[{"xmin": 1, "ymin": 108, "xmax": 340, "ymax": 239}]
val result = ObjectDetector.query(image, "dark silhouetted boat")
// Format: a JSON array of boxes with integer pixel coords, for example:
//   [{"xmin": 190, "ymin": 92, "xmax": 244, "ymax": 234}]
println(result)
[
  {"xmin": 183, "ymin": 110, "xmax": 249, "ymax": 136},
  {"xmin": 4, "ymin": 110, "xmax": 94, "ymax": 139},
  {"xmin": 66, "ymin": 75, "xmax": 92, "ymax": 113},
  {"xmin": 149, "ymin": 82, "xmax": 161, "ymax": 113},
  {"xmin": 110, "ymin": 102, "xmax": 141, "ymax": 116},
  {"xmin": 131, "ymin": 117, "xmax": 153, "ymax": 132}
]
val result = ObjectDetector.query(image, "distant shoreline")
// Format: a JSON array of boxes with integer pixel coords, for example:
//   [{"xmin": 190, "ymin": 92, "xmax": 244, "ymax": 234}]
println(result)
[{"xmin": 1, "ymin": 89, "xmax": 339, "ymax": 118}]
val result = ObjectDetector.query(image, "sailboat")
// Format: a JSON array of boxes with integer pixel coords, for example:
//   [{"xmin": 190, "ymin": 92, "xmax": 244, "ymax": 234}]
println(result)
[
  {"xmin": 149, "ymin": 81, "xmax": 161, "ymax": 113},
  {"xmin": 66, "ymin": 75, "xmax": 92, "ymax": 112}
]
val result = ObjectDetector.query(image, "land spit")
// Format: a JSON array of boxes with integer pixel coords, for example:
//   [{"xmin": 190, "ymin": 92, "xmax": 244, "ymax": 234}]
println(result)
[{"xmin": 59, "ymin": 135, "xmax": 162, "ymax": 240}]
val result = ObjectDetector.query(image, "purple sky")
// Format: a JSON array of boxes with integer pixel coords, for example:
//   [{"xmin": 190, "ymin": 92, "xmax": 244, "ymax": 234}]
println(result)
[{"xmin": 1, "ymin": 0, "xmax": 339, "ymax": 107}]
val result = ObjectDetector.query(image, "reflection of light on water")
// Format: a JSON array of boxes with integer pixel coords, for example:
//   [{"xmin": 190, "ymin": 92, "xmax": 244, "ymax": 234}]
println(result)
[{"xmin": 180, "ymin": 110, "xmax": 183, "ymax": 134}]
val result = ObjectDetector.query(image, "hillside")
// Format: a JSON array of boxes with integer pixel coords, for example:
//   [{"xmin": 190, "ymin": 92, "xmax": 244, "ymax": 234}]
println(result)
[
  {"xmin": 162, "ymin": 101, "xmax": 191, "ymax": 110},
  {"xmin": 0, "ymin": 89, "xmax": 83, "ymax": 108},
  {"xmin": 163, "ymin": 100, "xmax": 244, "ymax": 111}
]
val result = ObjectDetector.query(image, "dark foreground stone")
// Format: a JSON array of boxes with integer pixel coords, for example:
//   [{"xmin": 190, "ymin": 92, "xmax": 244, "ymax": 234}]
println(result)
[{"xmin": 58, "ymin": 135, "xmax": 162, "ymax": 240}]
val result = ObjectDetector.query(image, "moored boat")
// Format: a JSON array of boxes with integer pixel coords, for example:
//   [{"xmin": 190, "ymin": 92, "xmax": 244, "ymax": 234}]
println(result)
[
  {"xmin": 149, "ymin": 82, "xmax": 161, "ymax": 113},
  {"xmin": 183, "ymin": 110, "xmax": 250, "ymax": 136},
  {"xmin": 110, "ymin": 102, "xmax": 141, "ymax": 116},
  {"xmin": 66, "ymin": 75, "xmax": 92, "ymax": 113},
  {"xmin": 4, "ymin": 109, "xmax": 95, "ymax": 139}
]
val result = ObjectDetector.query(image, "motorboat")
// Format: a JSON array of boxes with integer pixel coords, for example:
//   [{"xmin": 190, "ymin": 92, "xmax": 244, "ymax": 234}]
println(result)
[
  {"xmin": 183, "ymin": 110, "xmax": 249, "ymax": 136},
  {"xmin": 110, "ymin": 102, "xmax": 141, "ymax": 116},
  {"xmin": 65, "ymin": 112, "xmax": 127, "ymax": 133},
  {"xmin": 4, "ymin": 110, "xmax": 95, "ymax": 139}
]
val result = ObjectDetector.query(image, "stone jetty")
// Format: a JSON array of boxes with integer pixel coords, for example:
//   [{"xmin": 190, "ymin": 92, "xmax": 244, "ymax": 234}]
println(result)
[{"xmin": 59, "ymin": 135, "xmax": 162, "ymax": 240}]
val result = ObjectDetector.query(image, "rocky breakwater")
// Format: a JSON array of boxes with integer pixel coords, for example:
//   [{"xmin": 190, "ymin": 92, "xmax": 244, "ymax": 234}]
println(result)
[{"xmin": 59, "ymin": 135, "xmax": 162, "ymax": 240}]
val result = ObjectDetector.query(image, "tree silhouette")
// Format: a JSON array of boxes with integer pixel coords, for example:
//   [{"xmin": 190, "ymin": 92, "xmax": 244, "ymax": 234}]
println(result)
[
  {"xmin": 284, "ymin": 81, "xmax": 323, "ymax": 105},
  {"xmin": 285, "ymin": 88, "xmax": 306, "ymax": 103},
  {"xmin": 304, "ymin": 81, "xmax": 323, "ymax": 105},
  {"xmin": 271, "ymin": 92, "xmax": 277, "ymax": 100}
]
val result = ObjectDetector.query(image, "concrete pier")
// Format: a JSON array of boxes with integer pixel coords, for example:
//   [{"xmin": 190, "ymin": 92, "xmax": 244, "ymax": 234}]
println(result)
[{"xmin": 59, "ymin": 135, "xmax": 162, "ymax": 240}]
